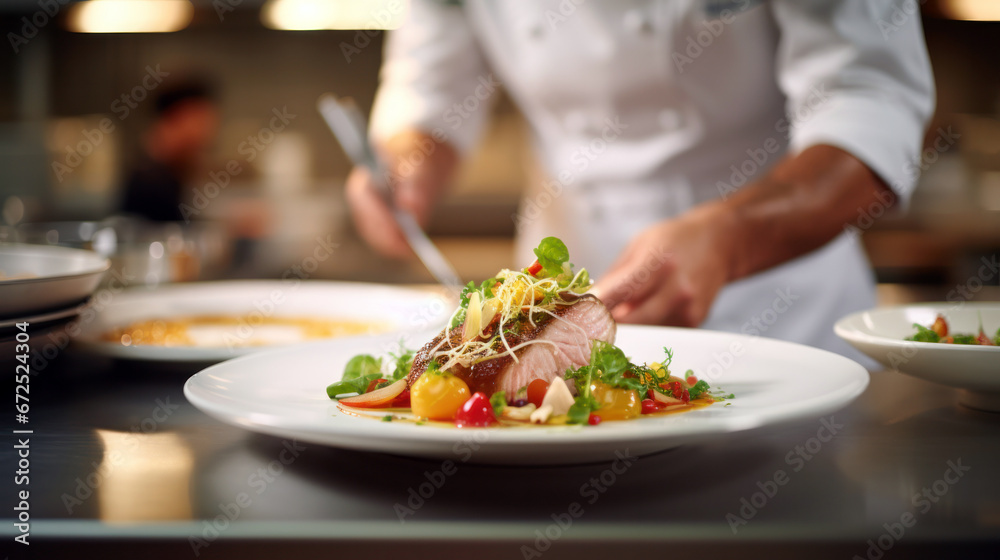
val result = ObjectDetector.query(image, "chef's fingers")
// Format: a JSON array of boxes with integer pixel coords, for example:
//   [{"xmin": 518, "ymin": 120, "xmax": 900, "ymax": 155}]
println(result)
[
  {"xmin": 394, "ymin": 175, "xmax": 434, "ymax": 227},
  {"xmin": 591, "ymin": 245, "xmax": 666, "ymax": 310},
  {"xmin": 345, "ymin": 166, "xmax": 414, "ymax": 259},
  {"xmin": 611, "ymin": 272, "xmax": 699, "ymax": 327}
]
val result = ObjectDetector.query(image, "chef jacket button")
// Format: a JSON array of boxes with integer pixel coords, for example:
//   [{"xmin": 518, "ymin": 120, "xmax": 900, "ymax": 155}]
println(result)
[
  {"xmin": 623, "ymin": 10, "xmax": 652, "ymax": 34},
  {"xmin": 659, "ymin": 109, "xmax": 682, "ymax": 130}
]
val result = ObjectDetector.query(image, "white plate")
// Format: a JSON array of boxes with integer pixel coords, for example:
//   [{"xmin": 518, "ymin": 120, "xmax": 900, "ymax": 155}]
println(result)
[
  {"xmin": 835, "ymin": 303, "xmax": 1000, "ymax": 411},
  {"xmin": 76, "ymin": 280, "xmax": 454, "ymax": 363},
  {"xmin": 1, "ymin": 317, "xmax": 78, "ymax": 363},
  {"xmin": 184, "ymin": 325, "xmax": 869, "ymax": 465},
  {"xmin": 0, "ymin": 243, "xmax": 109, "ymax": 318},
  {"xmin": 0, "ymin": 300, "xmax": 85, "ymax": 332}
]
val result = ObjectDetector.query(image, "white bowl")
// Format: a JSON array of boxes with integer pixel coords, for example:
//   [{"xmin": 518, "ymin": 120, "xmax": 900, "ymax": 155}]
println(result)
[
  {"xmin": 0, "ymin": 243, "xmax": 109, "ymax": 318},
  {"xmin": 835, "ymin": 303, "xmax": 1000, "ymax": 411}
]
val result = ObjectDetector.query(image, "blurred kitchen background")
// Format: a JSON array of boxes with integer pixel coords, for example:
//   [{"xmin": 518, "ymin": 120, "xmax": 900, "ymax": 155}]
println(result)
[{"xmin": 0, "ymin": 0, "xmax": 998, "ymax": 299}]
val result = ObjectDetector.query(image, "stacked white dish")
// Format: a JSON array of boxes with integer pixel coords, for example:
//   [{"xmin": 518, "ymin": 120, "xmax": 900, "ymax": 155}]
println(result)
[{"xmin": 0, "ymin": 243, "xmax": 110, "ymax": 352}]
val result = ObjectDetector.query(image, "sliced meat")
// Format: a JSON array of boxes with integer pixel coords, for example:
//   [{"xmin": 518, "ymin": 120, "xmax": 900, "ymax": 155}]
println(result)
[{"xmin": 407, "ymin": 294, "xmax": 616, "ymax": 399}]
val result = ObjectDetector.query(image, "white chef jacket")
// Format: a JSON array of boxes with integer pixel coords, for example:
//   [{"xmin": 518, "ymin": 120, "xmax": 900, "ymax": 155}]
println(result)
[{"xmin": 370, "ymin": 0, "xmax": 935, "ymax": 358}]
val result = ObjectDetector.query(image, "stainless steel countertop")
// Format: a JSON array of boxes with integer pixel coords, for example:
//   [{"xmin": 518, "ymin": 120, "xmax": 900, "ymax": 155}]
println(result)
[{"xmin": 2, "ymin": 342, "xmax": 999, "ymax": 559}]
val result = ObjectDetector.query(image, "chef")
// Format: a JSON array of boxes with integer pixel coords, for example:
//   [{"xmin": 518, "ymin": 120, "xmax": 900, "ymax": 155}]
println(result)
[{"xmin": 346, "ymin": 0, "xmax": 935, "ymax": 356}]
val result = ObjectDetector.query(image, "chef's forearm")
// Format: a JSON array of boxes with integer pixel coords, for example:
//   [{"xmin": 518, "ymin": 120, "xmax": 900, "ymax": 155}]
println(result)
[{"xmin": 703, "ymin": 144, "xmax": 895, "ymax": 283}]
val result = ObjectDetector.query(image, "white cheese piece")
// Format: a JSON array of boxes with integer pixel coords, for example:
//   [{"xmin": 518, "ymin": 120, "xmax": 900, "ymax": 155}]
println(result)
[
  {"xmin": 529, "ymin": 404, "xmax": 553, "ymax": 424},
  {"xmin": 541, "ymin": 377, "xmax": 575, "ymax": 416},
  {"xmin": 529, "ymin": 377, "xmax": 576, "ymax": 424},
  {"xmin": 504, "ymin": 403, "xmax": 537, "ymax": 421}
]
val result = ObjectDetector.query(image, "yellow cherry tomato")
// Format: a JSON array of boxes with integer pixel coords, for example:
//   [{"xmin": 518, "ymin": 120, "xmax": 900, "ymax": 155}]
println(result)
[
  {"xmin": 410, "ymin": 371, "xmax": 471, "ymax": 421},
  {"xmin": 589, "ymin": 381, "xmax": 641, "ymax": 421}
]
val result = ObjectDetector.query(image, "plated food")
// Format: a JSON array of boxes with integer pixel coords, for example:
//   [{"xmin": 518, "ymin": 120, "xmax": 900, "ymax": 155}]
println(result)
[
  {"xmin": 906, "ymin": 314, "xmax": 998, "ymax": 346},
  {"xmin": 76, "ymin": 281, "xmax": 454, "ymax": 363},
  {"xmin": 186, "ymin": 320, "xmax": 868, "ymax": 464},
  {"xmin": 327, "ymin": 238, "xmax": 729, "ymax": 427},
  {"xmin": 102, "ymin": 315, "xmax": 389, "ymax": 348},
  {"xmin": 184, "ymin": 238, "xmax": 868, "ymax": 463},
  {"xmin": 835, "ymin": 303, "xmax": 1000, "ymax": 412}
]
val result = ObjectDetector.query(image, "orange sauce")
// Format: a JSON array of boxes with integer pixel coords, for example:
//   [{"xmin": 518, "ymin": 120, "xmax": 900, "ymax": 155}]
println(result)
[
  {"xmin": 336, "ymin": 398, "xmax": 716, "ymax": 427},
  {"xmin": 102, "ymin": 315, "xmax": 389, "ymax": 347},
  {"xmin": 645, "ymin": 398, "xmax": 716, "ymax": 417}
]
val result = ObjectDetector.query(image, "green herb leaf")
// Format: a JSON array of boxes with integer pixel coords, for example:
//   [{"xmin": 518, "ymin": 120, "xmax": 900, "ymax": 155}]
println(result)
[
  {"xmin": 387, "ymin": 344, "xmax": 415, "ymax": 381},
  {"xmin": 564, "ymin": 364, "xmax": 596, "ymax": 395},
  {"xmin": 567, "ymin": 393, "xmax": 599, "ymax": 425},
  {"xmin": 564, "ymin": 354, "xmax": 602, "ymax": 426},
  {"xmin": 566, "ymin": 401, "xmax": 591, "ymax": 425},
  {"xmin": 452, "ymin": 278, "xmax": 503, "ymax": 328},
  {"xmin": 533, "ymin": 237, "xmax": 570, "ymax": 277},
  {"xmin": 326, "ymin": 354, "xmax": 383, "ymax": 399},
  {"xmin": 479, "ymin": 277, "xmax": 500, "ymax": 299},
  {"xmin": 565, "ymin": 342, "xmax": 642, "ymax": 393},
  {"xmin": 601, "ymin": 370, "xmax": 644, "ymax": 392},
  {"xmin": 459, "ymin": 280, "xmax": 476, "ymax": 307},
  {"xmin": 562, "ymin": 340, "xmax": 733, "ymax": 412},
  {"xmin": 450, "ymin": 308, "xmax": 466, "ymax": 329},
  {"xmin": 326, "ymin": 374, "xmax": 380, "ymax": 399},
  {"xmin": 951, "ymin": 334, "xmax": 977, "ymax": 345},
  {"xmin": 688, "ymin": 379, "xmax": 711, "ymax": 400},
  {"xmin": 662, "ymin": 348, "xmax": 675, "ymax": 371},
  {"xmin": 424, "ymin": 358, "xmax": 443, "ymax": 376},
  {"xmin": 591, "ymin": 341, "xmax": 628, "ymax": 377},
  {"xmin": 345, "ymin": 354, "xmax": 382, "ymax": 378},
  {"xmin": 906, "ymin": 323, "xmax": 940, "ymax": 343},
  {"xmin": 450, "ymin": 281, "xmax": 480, "ymax": 328},
  {"xmin": 590, "ymin": 341, "xmax": 645, "ymax": 392},
  {"xmin": 489, "ymin": 392, "xmax": 507, "ymax": 418}
]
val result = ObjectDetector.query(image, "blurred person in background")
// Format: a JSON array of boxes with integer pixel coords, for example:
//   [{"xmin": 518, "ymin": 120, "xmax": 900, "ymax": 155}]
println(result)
[
  {"xmin": 346, "ymin": 1, "xmax": 934, "ymax": 355},
  {"xmin": 119, "ymin": 79, "xmax": 219, "ymax": 222}
]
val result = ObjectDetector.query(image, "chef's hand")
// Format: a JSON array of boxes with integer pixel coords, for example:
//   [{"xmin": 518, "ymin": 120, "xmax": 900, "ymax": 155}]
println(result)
[
  {"xmin": 592, "ymin": 206, "xmax": 736, "ymax": 327},
  {"xmin": 592, "ymin": 145, "xmax": 894, "ymax": 326},
  {"xmin": 345, "ymin": 130, "xmax": 459, "ymax": 258}
]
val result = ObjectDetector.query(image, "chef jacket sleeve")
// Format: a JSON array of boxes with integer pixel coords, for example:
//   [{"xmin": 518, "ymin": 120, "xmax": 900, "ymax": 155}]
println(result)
[
  {"xmin": 369, "ymin": 0, "xmax": 493, "ymax": 155},
  {"xmin": 770, "ymin": 0, "xmax": 936, "ymax": 208}
]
